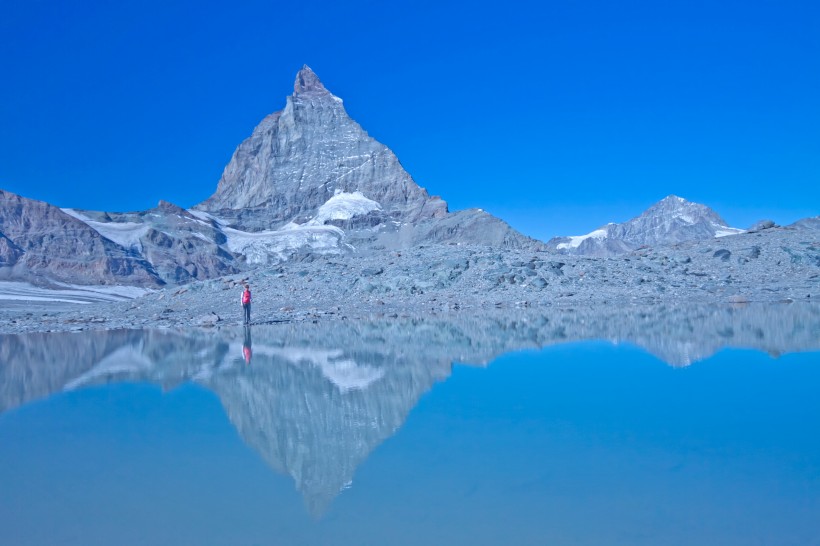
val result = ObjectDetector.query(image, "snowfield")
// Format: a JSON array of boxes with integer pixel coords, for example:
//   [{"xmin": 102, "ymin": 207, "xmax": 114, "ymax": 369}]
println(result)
[
  {"xmin": 62, "ymin": 209, "xmax": 150, "ymax": 251},
  {"xmin": 0, "ymin": 281, "xmax": 151, "ymax": 304},
  {"xmin": 556, "ymin": 228, "xmax": 609, "ymax": 250}
]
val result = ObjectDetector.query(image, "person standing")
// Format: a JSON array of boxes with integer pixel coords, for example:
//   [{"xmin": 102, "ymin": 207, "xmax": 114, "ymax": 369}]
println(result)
[{"xmin": 241, "ymin": 283, "xmax": 252, "ymax": 325}]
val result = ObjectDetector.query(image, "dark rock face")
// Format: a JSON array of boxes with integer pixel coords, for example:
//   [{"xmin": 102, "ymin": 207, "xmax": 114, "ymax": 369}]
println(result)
[
  {"xmin": 547, "ymin": 195, "xmax": 744, "ymax": 256},
  {"xmin": 0, "ymin": 190, "xmax": 162, "ymax": 287}
]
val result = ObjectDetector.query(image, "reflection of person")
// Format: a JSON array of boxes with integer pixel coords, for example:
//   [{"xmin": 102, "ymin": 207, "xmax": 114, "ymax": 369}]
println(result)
[
  {"xmin": 241, "ymin": 284, "xmax": 252, "ymax": 325},
  {"xmin": 242, "ymin": 325, "xmax": 253, "ymax": 365}
]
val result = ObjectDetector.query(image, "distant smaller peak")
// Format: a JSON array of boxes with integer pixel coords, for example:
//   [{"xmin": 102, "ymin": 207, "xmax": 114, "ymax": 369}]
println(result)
[
  {"xmin": 294, "ymin": 65, "xmax": 329, "ymax": 95},
  {"xmin": 661, "ymin": 195, "xmax": 688, "ymax": 203},
  {"xmin": 156, "ymin": 200, "xmax": 187, "ymax": 214}
]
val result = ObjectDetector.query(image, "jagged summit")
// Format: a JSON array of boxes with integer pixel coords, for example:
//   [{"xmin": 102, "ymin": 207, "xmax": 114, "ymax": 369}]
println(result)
[
  {"xmin": 640, "ymin": 194, "xmax": 728, "ymax": 225},
  {"xmin": 196, "ymin": 65, "xmax": 438, "ymax": 226},
  {"xmin": 293, "ymin": 64, "xmax": 329, "ymax": 96},
  {"xmin": 195, "ymin": 65, "xmax": 537, "ymax": 252}
]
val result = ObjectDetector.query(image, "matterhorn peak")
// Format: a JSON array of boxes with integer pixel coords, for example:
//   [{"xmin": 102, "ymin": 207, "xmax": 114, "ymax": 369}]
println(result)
[{"xmin": 293, "ymin": 64, "xmax": 329, "ymax": 96}]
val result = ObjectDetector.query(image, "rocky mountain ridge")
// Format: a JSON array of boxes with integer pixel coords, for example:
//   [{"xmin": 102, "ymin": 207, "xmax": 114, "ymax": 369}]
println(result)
[{"xmin": 547, "ymin": 195, "xmax": 746, "ymax": 256}]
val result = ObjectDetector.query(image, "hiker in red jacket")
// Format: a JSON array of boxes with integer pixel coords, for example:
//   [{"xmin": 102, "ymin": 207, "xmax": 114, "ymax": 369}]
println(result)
[{"xmin": 241, "ymin": 284, "xmax": 252, "ymax": 325}]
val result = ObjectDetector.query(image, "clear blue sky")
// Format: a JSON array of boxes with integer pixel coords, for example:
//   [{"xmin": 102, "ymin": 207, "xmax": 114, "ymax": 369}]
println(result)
[{"xmin": 1, "ymin": 0, "xmax": 817, "ymax": 239}]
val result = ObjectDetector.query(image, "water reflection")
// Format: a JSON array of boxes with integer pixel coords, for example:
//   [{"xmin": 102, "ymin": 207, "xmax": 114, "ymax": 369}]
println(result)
[{"xmin": 1, "ymin": 302, "xmax": 818, "ymax": 515}]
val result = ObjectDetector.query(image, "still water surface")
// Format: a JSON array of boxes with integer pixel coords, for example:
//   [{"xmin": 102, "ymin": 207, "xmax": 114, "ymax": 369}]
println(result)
[{"xmin": 1, "ymin": 306, "xmax": 819, "ymax": 545}]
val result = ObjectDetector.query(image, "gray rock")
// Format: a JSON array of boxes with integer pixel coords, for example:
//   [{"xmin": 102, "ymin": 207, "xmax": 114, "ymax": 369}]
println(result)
[
  {"xmin": 788, "ymin": 216, "xmax": 820, "ymax": 231},
  {"xmin": 0, "ymin": 189, "xmax": 163, "ymax": 287},
  {"xmin": 748, "ymin": 219, "xmax": 777, "ymax": 232}
]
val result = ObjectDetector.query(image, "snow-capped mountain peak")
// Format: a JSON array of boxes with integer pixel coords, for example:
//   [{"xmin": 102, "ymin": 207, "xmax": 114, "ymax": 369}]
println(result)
[{"xmin": 548, "ymin": 196, "xmax": 744, "ymax": 256}]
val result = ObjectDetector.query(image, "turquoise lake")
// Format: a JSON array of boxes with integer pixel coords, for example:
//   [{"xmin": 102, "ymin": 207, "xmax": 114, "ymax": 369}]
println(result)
[{"xmin": 1, "ymin": 308, "xmax": 819, "ymax": 545}]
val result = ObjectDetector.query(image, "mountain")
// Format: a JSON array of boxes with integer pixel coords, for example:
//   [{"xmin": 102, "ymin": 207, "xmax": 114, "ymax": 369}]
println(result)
[
  {"xmin": 546, "ymin": 195, "xmax": 744, "ymax": 256},
  {"xmin": 0, "ymin": 66, "xmax": 539, "ymax": 292},
  {"xmin": 197, "ymin": 65, "xmax": 442, "ymax": 228},
  {"xmin": 194, "ymin": 65, "xmax": 538, "ymax": 252}
]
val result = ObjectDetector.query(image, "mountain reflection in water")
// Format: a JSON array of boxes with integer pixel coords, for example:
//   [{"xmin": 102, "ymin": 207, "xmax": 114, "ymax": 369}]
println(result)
[{"xmin": 1, "ymin": 302, "xmax": 818, "ymax": 515}]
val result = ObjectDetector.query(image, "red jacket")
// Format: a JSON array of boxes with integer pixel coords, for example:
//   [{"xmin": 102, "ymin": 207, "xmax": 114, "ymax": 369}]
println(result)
[{"xmin": 242, "ymin": 289, "xmax": 251, "ymax": 304}]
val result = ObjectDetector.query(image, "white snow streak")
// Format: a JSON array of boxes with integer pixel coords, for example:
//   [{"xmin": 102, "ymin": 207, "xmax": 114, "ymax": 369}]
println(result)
[
  {"xmin": 556, "ymin": 228, "xmax": 609, "ymax": 250},
  {"xmin": 0, "ymin": 281, "xmax": 151, "ymax": 304},
  {"xmin": 61, "ymin": 209, "xmax": 149, "ymax": 251}
]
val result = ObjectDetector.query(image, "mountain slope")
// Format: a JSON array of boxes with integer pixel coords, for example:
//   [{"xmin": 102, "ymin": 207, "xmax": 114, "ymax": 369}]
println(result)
[{"xmin": 0, "ymin": 190, "xmax": 163, "ymax": 287}]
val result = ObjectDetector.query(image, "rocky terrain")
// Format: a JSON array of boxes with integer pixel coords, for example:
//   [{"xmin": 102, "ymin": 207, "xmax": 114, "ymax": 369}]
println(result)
[
  {"xmin": 2, "ymin": 301, "xmax": 819, "ymax": 513},
  {"xmin": 0, "ymin": 219, "xmax": 817, "ymax": 334},
  {"xmin": 0, "ymin": 66, "xmax": 817, "ymax": 334}
]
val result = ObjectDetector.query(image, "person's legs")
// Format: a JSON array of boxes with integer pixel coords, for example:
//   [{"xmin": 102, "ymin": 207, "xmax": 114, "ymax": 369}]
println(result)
[{"xmin": 244, "ymin": 303, "xmax": 251, "ymax": 324}]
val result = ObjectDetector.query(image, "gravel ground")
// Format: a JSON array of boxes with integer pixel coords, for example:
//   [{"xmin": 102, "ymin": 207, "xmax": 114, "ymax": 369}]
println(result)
[{"xmin": 0, "ymin": 227, "xmax": 817, "ymax": 335}]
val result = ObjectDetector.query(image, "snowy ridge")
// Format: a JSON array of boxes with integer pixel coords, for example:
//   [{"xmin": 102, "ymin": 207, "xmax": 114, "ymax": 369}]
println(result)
[{"xmin": 556, "ymin": 227, "xmax": 610, "ymax": 250}]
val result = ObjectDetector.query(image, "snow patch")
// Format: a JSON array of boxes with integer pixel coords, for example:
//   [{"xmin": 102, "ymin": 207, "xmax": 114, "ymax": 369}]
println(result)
[
  {"xmin": 556, "ymin": 228, "xmax": 609, "ymax": 250},
  {"xmin": 714, "ymin": 227, "xmax": 745, "ymax": 238},
  {"xmin": 307, "ymin": 191, "xmax": 381, "ymax": 225},
  {"xmin": 62, "ymin": 208, "xmax": 150, "ymax": 251}
]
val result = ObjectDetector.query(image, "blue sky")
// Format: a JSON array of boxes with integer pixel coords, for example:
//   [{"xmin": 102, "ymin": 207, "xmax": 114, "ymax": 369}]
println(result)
[{"xmin": 1, "ymin": 0, "xmax": 817, "ymax": 239}]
